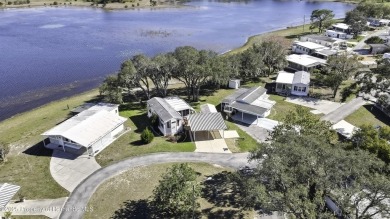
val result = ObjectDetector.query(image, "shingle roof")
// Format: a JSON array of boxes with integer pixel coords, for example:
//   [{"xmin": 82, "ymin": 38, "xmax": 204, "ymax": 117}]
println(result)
[
  {"xmin": 147, "ymin": 97, "xmax": 182, "ymax": 122},
  {"xmin": 236, "ymin": 86, "xmax": 267, "ymax": 104},
  {"xmin": 188, "ymin": 113, "xmax": 227, "ymax": 132},
  {"xmin": 292, "ymin": 71, "xmax": 310, "ymax": 85},
  {"xmin": 231, "ymin": 102, "xmax": 268, "ymax": 117},
  {"xmin": 42, "ymin": 107, "xmax": 127, "ymax": 147},
  {"xmin": 0, "ymin": 183, "xmax": 20, "ymax": 209}
]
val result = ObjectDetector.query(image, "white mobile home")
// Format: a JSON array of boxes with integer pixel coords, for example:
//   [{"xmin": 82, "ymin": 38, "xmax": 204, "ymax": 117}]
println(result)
[
  {"xmin": 147, "ymin": 96, "xmax": 195, "ymax": 136},
  {"xmin": 299, "ymin": 34, "xmax": 346, "ymax": 49},
  {"xmin": 286, "ymin": 54, "xmax": 326, "ymax": 72},
  {"xmin": 292, "ymin": 41, "xmax": 326, "ymax": 55},
  {"xmin": 325, "ymin": 23, "xmax": 352, "ymax": 39},
  {"xmin": 275, "ymin": 71, "xmax": 310, "ymax": 96},
  {"xmin": 42, "ymin": 103, "xmax": 127, "ymax": 156}
]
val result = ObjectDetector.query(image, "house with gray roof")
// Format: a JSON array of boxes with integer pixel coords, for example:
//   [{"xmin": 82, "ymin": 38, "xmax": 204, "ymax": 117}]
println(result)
[
  {"xmin": 147, "ymin": 96, "xmax": 195, "ymax": 136},
  {"xmin": 42, "ymin": 103, "xmax": 127, "ymax": 156},
  {"xmin": 299, "ymin": 34, "xmax": 346, "ymax": 49},
  {"xmin": 221, "ymin": 86, "xmax": 275, "ymax": 124},
  {"xmin": 275, "ymin": 71, "xmax": 310, "ymax": 96}
]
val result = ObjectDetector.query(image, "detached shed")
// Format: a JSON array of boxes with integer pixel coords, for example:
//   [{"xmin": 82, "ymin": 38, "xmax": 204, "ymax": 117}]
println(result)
[{"xmin": 228, "ymin": 79, "xmax": 241, "ymax": 89}]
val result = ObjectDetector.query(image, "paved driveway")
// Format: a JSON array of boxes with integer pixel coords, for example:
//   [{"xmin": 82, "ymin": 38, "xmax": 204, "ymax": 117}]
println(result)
[
  {"xmin": 286, "ymin": 96, "xmax": 343, "ymax": 115},
  {"xmin": 321, "ymin": 97, "xmax": 366, "ymax": 124},
  {"xmin": 193, "ymin": 131, "xmax": 231, "ymax": 153},
  {"xmin": 59, "ymin": 152, "xmax": 252, "ymax": 219},
  {"xmin": 50, "ymin": 150, "xmax": 101, "ymax": 192}
]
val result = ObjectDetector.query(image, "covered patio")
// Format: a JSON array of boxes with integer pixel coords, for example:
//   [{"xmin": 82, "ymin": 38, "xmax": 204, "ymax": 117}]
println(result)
[
  {"xmin": 187, "ymin": 113, "xmax": 228, "ymax": 142},
  {"xmin": 230, "ymin": 102, "xmax": 268, "ymax": 125}
]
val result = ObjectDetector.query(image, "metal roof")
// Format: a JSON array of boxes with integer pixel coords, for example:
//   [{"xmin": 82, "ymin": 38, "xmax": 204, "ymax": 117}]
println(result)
[
  {"xmin": 276, "ymin": 71, "xmax": 294, "ymax": 84},
  {"xmin": 222, "ymin": 88, "xmax": 248, "ymax": 103},
  {"xmin": 71, "ymin": 103, "xmax": 95, "ymax": 114},
  {"xmin": 292, "ymin": 71, "xmax": 310, "ymax": 85},
  {"xmin": 236, "ymin": 86, "xmax": 267, "ymax": 104},
  {"xmin": 188, "ymin": 113, "xmax": 227, "ymax": 132},
  {"xmin": 300, "ymin": 34, "xmax": 340, "ymax": 43},
  {"xmin": 231, "ymin": 102, "xmax": 268, "ymax": 117},
  {"xmin": 147, "ymin": 97, "xmax": 182, "ymax": 122},
  {"xmin": 0, "ymin": 183, "xmax": 20, "ymax": 209},
  {"xmin": 287, "ymin": 54, "xmax": 326, "ymax": 67},
  {"xmin": 294, "ymin": 41, "xmax": 326, "ymax": 50},
  {"xmin": 164, "ymin": 96, "xmax": 194, "ymax": 112},
  {"xmin": 200, "ymin": 104, "xmax": 217, "ymax": 113},
  {"xmin": 42, "ymin": 107, "xmax": 127, "ymax": 147},
  {"xmin": 314, "ymin": 49, "xmax": 338, "ymax": 56},
  {"xmin": 332, "ymin": 23, "xmax": 349, "ymax": 30}
]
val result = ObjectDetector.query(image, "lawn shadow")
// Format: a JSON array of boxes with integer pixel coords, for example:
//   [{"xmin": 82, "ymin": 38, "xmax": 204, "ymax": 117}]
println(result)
[
  {"xmin": 202, "ymin": 208, "xmax": 246, "ymax": 219},
  {"xmin": 23, "ymin": 141, "xmax": 53, "ymax": 157},
  {"xmin": 364, "ymin": 104, "xmax": 390, "ymax": 126},
  {"xmin": 201, "ymin": 171, "xmax": 242, "ymax": 208},
  {"xmin": 111, "ymin": 199, "xmax": 152, "ymax": 219},
  {"xmin": 129, "ymin": 113, "xmax": 150, "ymax": 134}
]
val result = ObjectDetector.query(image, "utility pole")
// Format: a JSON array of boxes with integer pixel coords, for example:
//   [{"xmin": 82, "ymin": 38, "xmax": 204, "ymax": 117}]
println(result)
[{"xmin": 191, "ymin": 184, "xmax": 195, "ymax": 219}]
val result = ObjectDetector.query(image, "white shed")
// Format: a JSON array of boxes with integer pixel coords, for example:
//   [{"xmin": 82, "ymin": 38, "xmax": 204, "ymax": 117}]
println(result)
[{"xmin": 228, "ymin": 79, "xmax": 241, "ymax": 89}]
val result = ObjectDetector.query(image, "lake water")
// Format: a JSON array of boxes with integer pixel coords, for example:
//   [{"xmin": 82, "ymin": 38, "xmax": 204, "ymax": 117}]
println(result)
[{"xmin": 0, "ymin": 0, "xmax": 354, "ymax": 121}]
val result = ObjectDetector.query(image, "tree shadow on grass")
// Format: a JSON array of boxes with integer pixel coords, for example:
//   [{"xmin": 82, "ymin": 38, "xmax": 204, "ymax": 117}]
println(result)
[
  {"xmin": 111, "ymin": 200, "xmax": 152, "ymax": 219},
  {"xmin": 201, "ymin": 171, "xmax": 242, "ymax": 208},
  {"xmin": 129, "ymin": 113, "xmax": 150, "ymax": 134},
  {"xmin": 202, "ymin": 208, "xmax": 247, "ymax": 219},
  {"xmin": 363, "ymin": 104, "xmax": 390, "ymax": 126}
]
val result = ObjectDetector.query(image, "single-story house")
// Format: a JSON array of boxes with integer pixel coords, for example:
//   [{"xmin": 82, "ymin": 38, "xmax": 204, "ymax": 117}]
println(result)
[
  {"xmin": 299, "ymin": 34, "xmax": 347, "ymax": 49},
  {"xmin": 221, "ymin": 86, "xmax": 275, "ymax": 124},
  {"xmin": 331, "ymin": 23, "xmax": 350, "ymax": 33},
  {"xmin": 292, "ymin": 41, "xmax": 326, "ymax": 55},
  {"xmin": 286, "ymin": 54, "xmax": 327, "ymax": 72},
  {"xmin": 369, "ymin": 44, "xmax": 390, "ymax": 55},
  {"xmin": 368, "ymin": 18, "xmax": 390, "ymax": 27},
  {"xmin": 325, "ymin": 23, "xmax": 352, "ymax": 39},
  {"xmin": 147, "ymin": 96, "xmax": 195, "ymax": 136},
  {"xmin": 311, "ymin": 48, "xmax": 338, "ymax": 60},
  {"xmin": 42, "ymin": 103, "xmax": 127, "ymax": 156},
  {"xmin": 275, "ymin": 71, "xmax": 310, "ymax": 96},
  {"xmin": 0, "ymin": 183, "xmax": 20, "ymax": 210}
]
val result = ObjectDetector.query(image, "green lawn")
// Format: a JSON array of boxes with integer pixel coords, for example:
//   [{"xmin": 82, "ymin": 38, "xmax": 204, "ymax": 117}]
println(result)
[
  {"xmin": 85, "ymin": 162, "xmax": 253, "ymax": 219},
  {"xmin": 95, "ymin": 103, "xmax": 195, "ymax": 167},
  {"xmin": 345, "ymin": 104, "xmax": 390, "ymax": 128}
]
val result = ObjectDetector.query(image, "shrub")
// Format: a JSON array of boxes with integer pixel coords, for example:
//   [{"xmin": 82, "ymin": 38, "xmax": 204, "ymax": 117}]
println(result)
[
  {"xmin": 141, "ymin": 128, "xmax": 154, "ymax": 144},
  {"xmin": 136, "ymin": 2, "xmax": 139, "ymax": 6},
  {"xmin": 7, "ymin": 1, "xmax": 12, "ymax": 4},
  {"xmin": 0, "ymin": 2, "xmax": 3, "ymax": 6},
  {"xmin": 365, "ymin": 36, "xmax": 384, "ymax": 44},
  {"xmin": 124, "ymin": 4, "xmax": 127, "ymax": 7},
  {"xmin": 131, "ymin": 3, "xmax": 134, "ymax": 6},
  {"xmin": 53, "ymin": 1, "xmax": 58, "ymax": 5}
]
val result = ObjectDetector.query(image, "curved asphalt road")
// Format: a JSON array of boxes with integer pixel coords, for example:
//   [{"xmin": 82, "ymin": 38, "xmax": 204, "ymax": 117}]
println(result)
[{"xmin": 59, "ymin": 152, "xmax": 252, "ymax": 219}]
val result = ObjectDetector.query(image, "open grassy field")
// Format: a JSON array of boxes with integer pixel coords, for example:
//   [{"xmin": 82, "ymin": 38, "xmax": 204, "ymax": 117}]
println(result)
[
  {"xmin": 85, "ymin": 162, "xmax": 254, "ymax": 219},
  {"xmin": 345, "ymin": 104, "xmax": 390, "ymax": 128}
]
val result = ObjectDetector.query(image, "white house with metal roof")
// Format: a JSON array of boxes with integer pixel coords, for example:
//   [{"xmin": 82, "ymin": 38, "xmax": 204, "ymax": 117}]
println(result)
[
  {"xmin": 299, "ymin": 34, "xmax": 346, "ymax": 49},
  {"xmin": 275, "ymin": 71, "xmax": 310, "ymax": 96},
  {"xmin": 221, "ymin": 86, "xmax": 275, "ymax": 124},
  {"xmin": 147, "ymin": 96, "xmax": 195, "ymax": 136},
  {"xmin": 325, "ymin": 23, "xmax": 353, "ymax": 39},
  {"xmin": 287, "ymin": 54, "xmax": 327, "ymax": 72},
  {"xmin": 42, "ymin": 103, "xmax": 127, "ymax": 156},
  {"xmin": 292, "ymin": 41, "xmax": 326, "ymax": 55}
]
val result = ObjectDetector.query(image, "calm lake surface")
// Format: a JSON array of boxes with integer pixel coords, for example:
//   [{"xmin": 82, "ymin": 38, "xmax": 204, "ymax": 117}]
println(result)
[{"xmin": 0, "ymin": 0, "xmax": 354, "ymax": 121}]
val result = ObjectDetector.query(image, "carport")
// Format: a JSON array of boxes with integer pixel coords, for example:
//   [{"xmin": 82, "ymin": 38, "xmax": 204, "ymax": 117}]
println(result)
[
  {"xmin": 187, "ymin": 113, "xmax": 227, "ymax": 141},
  {"xmin": 0, "ymin": 183, "xmax": 20, "ymax": 209}
]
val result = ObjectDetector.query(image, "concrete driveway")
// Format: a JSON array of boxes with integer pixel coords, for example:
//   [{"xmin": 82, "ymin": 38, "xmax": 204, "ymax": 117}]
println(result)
[
  {"xmin": 50, "ymin": 150, "xmax": 101, "ymax": 192},
  {"xmin": 286, "ymin": 96, "xmax": 343, "ymax": 115},
  {"xmin": 193, "ymin": 131, "xmax": 231, "ymax": 153},
  {"xmin": 59, "ymin": 152, "xmax": 252, "ymax": 219}
]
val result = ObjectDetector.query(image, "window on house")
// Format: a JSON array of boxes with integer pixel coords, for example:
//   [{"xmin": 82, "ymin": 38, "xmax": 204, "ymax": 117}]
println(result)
[
  {"xmin": 167, "ymin": 122, "xmax": 171, "ymax": 128},
  {"xmin": 303, "ymin": 87, "xmax": 307, "ymax": 92},
  {"xmin": 115, "ymin": 110, "xmax": 118, "ymax": 114},
  {"xmin": 294, "ymin": 86, "xmax": 297, "ymax": 91}
]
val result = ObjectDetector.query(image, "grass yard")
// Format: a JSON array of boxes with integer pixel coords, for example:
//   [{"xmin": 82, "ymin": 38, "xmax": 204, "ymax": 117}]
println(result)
[
  {"xmin": 84, "ymin": 162, "xmax": 254, "ymax": 219},
  {"xmin": 345, "ymin": 104, "xmax": 390, "ymax": 128},
  {"xmin": 0, "ymin": 90, "xmax": 99, "ymax": 199},
  {"xmin": 95, "ymin": 102, "xmax": 195, "ymax": 167},
  {"xmin": 267, "ymin": 95, "xmax": 302, "ymax": 121}
]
